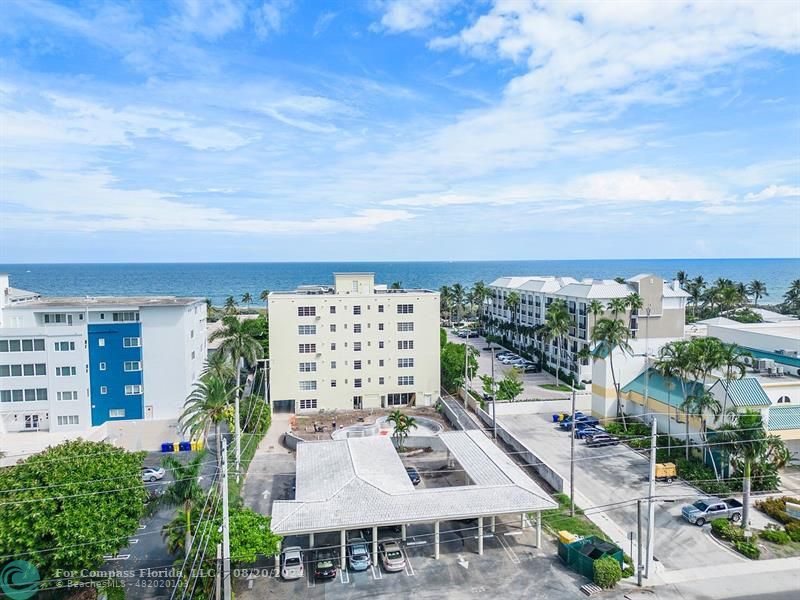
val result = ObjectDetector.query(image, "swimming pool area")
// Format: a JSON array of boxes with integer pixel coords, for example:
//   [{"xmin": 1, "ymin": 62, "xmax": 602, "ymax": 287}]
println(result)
[{"xmin": 331, "ymin": 415, "xmax": 444, "ymax": 440}]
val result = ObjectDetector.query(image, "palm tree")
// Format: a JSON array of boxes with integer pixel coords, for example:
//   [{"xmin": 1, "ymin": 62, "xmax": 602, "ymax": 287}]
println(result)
[
  {"xmin": 471, "ymin": 281, "xmax": 490, "ymax": 332},
  {"xmin": 390, "ymin": 281, "xmax": 402, "ymax": 290},
  {"xmin": 783, "ymin": 279, "xmax": 800, "ymax": 316},
  {"xmin": 202, "ymin": 351, "xmax": 236, "ymax": 384},
  {"xmin": 241, "ymin": 292, "xmax": 253, "ymax": 310},
  {"xmin": 676, "ymin": 271, "xmax": 688, "ymax": 288},
  {"xmin": 607, "ymin": 297, "xmax": 628, "ymax": 320},
  {"xmin": 654, "ymin": 355, "xmax": 679, "ymax": 456},
  {"xmin": 180, "ymin": 376, "xmax": 238, "ymax": 469},
  {"xmin": 161, "ymin": 451, "xmax": 207, "ymax": 553},
  {"xmin": 682, "ymin": 391, "xmax": 721, "ymax": 465},
  {"xmin": 224, "ymin": 295, "xmax": 237, "ymax": 315},
  {"xmin": 625, "ymin": 292, "xmax": 643, "ymax": 332},
  {"xmin": 717, "ymin": 343, "xmax": 750, "ymax": 422},
  {"xmin": 614, "ymin": 277, "xmax": 626, "ymax": 284},
  {"xmin": 588, "ymin": 299, "xmax": 604, "ymax": 321},
  {"xmin": 387, "ymin": 410, "xmax": 417, "ymax": 449},
  {"xmin": 660, "ymin": 340, "xmax": 696, "ymax": 459},
  {"xmin": 439, "ymin": 285, "xmax": 454, "ymax": 322},
  {"xmin": 209, "ymin": 315, "xmax": 264, "ymax": 385},
  {"xmin": 452, "ymin": 283, "xmax": 466, "ymax": 322},
  {"xmin": 505, "ymin": 291, "xmax": 521, "ymax": 349},
  {"xmin": 545, "ymin": 299, "xmax": 570, "ymax": 386},
  {"xmin": 591, "ymin": 318, "xmax": 632, "ymax": 428},
  {"xmin": 401, "ymin": 415, "xmax": 418, "ymax": 449},
  {"xmin": 747, "ymin": 281, "xmax": 767, "ymax": 307},
  {"xmin": 259, "ymin": 289, "xmax": 270, "ymax": 312},
  {"xmin": 687, "ymin": 277, "xmax": 705, "ymax": 318},
  {"xmin": 163, "ymin": 509, "xmax": 191, "ymax": 556}
]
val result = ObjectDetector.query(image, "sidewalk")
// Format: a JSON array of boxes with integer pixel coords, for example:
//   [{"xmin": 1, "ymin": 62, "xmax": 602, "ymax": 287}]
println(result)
[{"xmin": 258, "ymin": 411, "xmax": 292, "ymax": 455}]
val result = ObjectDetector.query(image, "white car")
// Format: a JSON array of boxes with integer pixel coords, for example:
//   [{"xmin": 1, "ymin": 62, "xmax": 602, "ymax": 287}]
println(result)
[
  {"xmin": 141, "ymin": 467, "xmax": 165, "ymax": 482},
  {"xmin": 281, "ymin": 546, "xmax": 304, "ymax": 580}
]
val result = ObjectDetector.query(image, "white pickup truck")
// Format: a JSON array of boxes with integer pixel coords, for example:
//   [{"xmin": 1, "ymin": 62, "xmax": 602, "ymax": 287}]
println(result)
[{"xmin": 681, "ymin": 497, "xmax": 743, "ymax": 526}]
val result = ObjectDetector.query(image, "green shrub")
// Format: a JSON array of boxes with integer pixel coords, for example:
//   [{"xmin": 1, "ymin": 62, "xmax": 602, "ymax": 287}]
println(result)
[
  {"xmin": 620, "ymin": 554, "xmax": 635, "ymax": 578},
  {"xmin": 593, "ymin": 556, "xmax": 623, "ymax": 589},
  {"xmin": 710, "ymin": 518, "xmax": 744, "ymax": 542},
  {"xmin": 784, "ymin": 522, "xmax": 800, "ymax": 542},
  {"xmin": 759, "ymin": 528, "xmax": 790, "ymax": 545},
  {"xmin": 755, "ymin": 496, "xmax": 800, "ymax": 525},
  {"xmin": 732, "ymin": 540, "xmax": 760, "ymax": 559},
  {"xmin": 675, "ymin": 458, "xmax": 733, "ymax": 495}
]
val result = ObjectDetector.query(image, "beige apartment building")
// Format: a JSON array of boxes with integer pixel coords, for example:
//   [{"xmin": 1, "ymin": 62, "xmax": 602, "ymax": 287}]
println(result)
[{"xmin": 268, "ymin": 273, "xmax": 440, "ymax": 413}]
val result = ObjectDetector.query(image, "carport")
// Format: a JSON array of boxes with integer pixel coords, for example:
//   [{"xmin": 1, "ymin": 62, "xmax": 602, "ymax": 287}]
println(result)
[{"xmin": 270, "ymin": 430, "xmax": 557, "ymax": 568}]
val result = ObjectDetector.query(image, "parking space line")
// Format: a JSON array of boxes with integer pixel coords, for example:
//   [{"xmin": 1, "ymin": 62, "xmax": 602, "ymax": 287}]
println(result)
[
  {"xmin": 103, "ymin": 554, "xmax": 130, "ymax": 561},
  {"xmin": 307, "ymin": 572, "xmax": 316, "ymax": 589},
  {"xmin": 404, "ymin": 553, "xmax": 415, "ymax": 577},
  {"xmin": 503, "ymin": 531, "xmax": 523, "ymax": 537},
  {"xmin": 339, "ymin": 569, "xmax": 349, "ymax": 584},
  {"xmin": 138, "ymin": 524, "xmax": 146, "ymax": 530},
  {"xmin": 406, "ymin": 540, "xmax": 426, "ymax": 546},
  {"xmin": 370, "ymin": 565, "xmax": 382, "ymax": 580},
  {"xmin": 495, "ymin": 534, "xmax": 521, "ymax": 565}
]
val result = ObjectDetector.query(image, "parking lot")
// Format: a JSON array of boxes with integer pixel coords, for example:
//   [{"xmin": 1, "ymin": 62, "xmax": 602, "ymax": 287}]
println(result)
[
  {"xmin": 446, "ymin": 330, "xmax": 568, "ymax": 401},
  {"xmin": 237, "ymin": 516, "xmax": 585, "ymax": 600}
]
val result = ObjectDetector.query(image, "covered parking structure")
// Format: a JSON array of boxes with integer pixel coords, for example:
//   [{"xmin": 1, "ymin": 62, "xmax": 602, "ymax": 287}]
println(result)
[{"xmin": 270, "ymin": 430, "xmax": 557, "ymax": 568}]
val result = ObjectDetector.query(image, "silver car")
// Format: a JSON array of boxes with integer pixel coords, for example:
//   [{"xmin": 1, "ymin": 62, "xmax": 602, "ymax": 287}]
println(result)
[
  {"xmin": 280, "ymin": 546, "xmax": 304, "ymax": 580},
  {"xmin": 141, "ymin": 467, "xmax": 165, "ymax": 482},
  {"xmin": 379, "ymin": 541, "xmax": 406, "ymax": 572}
]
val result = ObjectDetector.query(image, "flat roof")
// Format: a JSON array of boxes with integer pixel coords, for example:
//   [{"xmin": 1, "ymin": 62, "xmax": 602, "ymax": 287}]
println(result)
[
  {"xmin": 4, "ymin": 296, "xmax": 204, "ymax": 309},
  {"xmin": 270, "ymin": 430, "xmax": 556, "ymax": 535},
  {"xmin": 701, "ymin": 317, "xmax": 800, "ymax": 342}
]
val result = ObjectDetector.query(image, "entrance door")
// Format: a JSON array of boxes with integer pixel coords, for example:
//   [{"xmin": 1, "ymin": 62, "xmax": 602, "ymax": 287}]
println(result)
[
  {"xmin": 353, "ymin": 395, "xmax": 363, "ymax": 410},
  {"xmin": 25, "ymin": 414, "xmax": 40, "ymax": 430},
  {"xmin": 145, "ymin": 405, "xmax": 154, "ymax": 419}
]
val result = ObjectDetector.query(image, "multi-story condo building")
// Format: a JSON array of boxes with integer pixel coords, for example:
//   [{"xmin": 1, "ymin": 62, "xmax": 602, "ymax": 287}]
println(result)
[
  {"xmin": 0, "ymin": 274, "xmax": 206, "ymax": 434},
  {"xmin": 268, "ymin": 273, "xmax": 440, "ymax": 413},
  {"xmin": 486, "ymin": 274, "xmax": 689, "ymax": 385}
]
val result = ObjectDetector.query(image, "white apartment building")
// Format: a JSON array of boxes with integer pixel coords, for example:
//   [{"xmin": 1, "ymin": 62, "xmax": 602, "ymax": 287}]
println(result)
[
  {"xmin": 0, "ymin": 274, "xmax": 207, "ymax": 435},
  {"xmin": 268, "ymin": 273, "xmax": 440, "ymax": 413},
  {"xmin": 487, "ymin": 274, "xmax": 689, "ymax": 387}
]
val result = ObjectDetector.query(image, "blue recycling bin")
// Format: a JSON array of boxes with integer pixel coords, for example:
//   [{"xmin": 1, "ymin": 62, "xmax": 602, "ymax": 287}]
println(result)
[
  {"xmin": 178, "ymin": 441, "xmax": 192, "ymax": 452},
  {"xmin": 552, "ymin": 414, "xmax": 559, "ymax": 423},
  {"xmin": 161, "ymin": 442, "xmax": 174, "ymax": 453}
]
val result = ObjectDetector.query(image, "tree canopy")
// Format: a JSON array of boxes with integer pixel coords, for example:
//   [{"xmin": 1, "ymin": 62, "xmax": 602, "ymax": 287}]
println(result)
[{"xmin": 0, "ymin": 440, "xmax": 146, "ymax": 579}]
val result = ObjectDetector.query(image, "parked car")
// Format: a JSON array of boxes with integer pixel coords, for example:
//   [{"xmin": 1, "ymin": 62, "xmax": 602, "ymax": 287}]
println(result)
[
  {"xmin": 466, "ymin": 331, "xmax": 479, "ymax": 338},
  {"xmin": 558, "ymin": 413, "xmax": 590, "ymax": 430},
  {"xmin": 379, "ymin": 541, "xmax": 406, "ymax": 572},
  {"xmin": 280, "ymin": 546, "xmax": 304, "ymax": 580},
  {"xmin": 681, "ymin": 498, "xmax": 743, "ymax": 526},
  {"xmin": 405, "ymin": 466, "xmax": 421, "ymax": 486},
  {"xmin": 456, "ymin": 330, "xmax": 469, "ymax": 338},
  {"xmin": 313, "ymin": 549, "xmax": 338, "ymax": 580},
  {"xmin": 141, "ymin": 467, "xmax": 165, "ymax": 482},
  {"xmin": 575, "ymin": 426, "xmax": 605, "ymax": 439},
  {"xmin": 585, "ymin": 433, "xmax": 620, "ymax": 447},
  {"xmin": 347, "ymin": 538, "xmax": 371, "ymax": 571}
]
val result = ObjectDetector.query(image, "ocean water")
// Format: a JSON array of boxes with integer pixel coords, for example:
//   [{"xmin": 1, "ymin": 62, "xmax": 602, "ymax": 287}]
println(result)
[{"xmin": 1, "ymin": 259, "xmax": 797, "ymax": 306}]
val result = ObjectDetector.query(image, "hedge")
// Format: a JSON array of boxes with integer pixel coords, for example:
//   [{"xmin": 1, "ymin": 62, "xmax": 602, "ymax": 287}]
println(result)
[
  {"xmin": 759, "ymin": 528, "xmax": 790, "ymax": 545},
  {"xmin": 710, "ymin": 518, "xmax": 744, "ymax": 543},
  {"xmin": 593, "ymin": 556, "xmax": 623, "ymax": 589},
  {"xmin": 754, "ymin": 496, "xmax": 800, "ymax": 525},
  {"xmin": 785, "ymin": 522, "xmax": 800, "ymax": 543},
  {"xmin": 733, "ymin": 540, "xmax": 760, "ymax": 559}
]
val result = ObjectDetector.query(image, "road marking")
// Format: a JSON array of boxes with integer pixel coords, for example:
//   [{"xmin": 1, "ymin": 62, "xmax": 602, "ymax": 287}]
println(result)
[
  {"xmin": 370, "ymin": 565, "xmax": 382, "ymax": 580},
  {"xmin": 138, "ymin": 524, "xmax": 146, "ymax": 530},
  {"xmin": 495, "ymin": 534, "xmax": 520, "ymax": 565},
  {"xmin": 128, "ymin": 539, "xmax": 139, "ymax": 544},
  {"xmin": 339, "ymin": 568, "xmax": 349, "ymax": 584},
  {"xmin": 406, "ymin": 540, "xmax": 426, "ymax": 546},
  {"xmin": 503, "ymin": 531, "xmax": 523, "ymax": 537},
  {"xmin": 404, "ymin": 553, "xmax": 415, "ymax": 577},
  {"xmin": 103, "ymin": 554, "xmax": 130, "ymax": 561},
  {"xmin": 307, "ymin": 572, "xmax": 316, "ymax": 589},
  {"xmin": 457, "ymin": 554, "xmax": 469, "ymax": 569}
]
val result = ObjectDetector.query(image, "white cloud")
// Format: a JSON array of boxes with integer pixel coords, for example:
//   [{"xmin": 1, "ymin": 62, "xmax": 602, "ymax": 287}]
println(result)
[
  {"xmin": 744, "ymin": 184, "xmax": 800, "ymax": 202},
  {"xmin": 375, "ymin": 0, "xmax": 458, "ymax": 33},
  {"xmin": 252, "ymin": 0, "xmax": 294, "ymax": 39},
  {"xmin": 174, "ymin": 0, "xmax": 246, "ymax": 39},
  {"xmin": 313, "ymin": 11, "xmax": 336, "ymax": 37}
]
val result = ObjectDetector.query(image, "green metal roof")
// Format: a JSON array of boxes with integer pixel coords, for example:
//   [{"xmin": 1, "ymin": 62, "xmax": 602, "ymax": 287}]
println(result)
[
  {"xmin": 768, "ymin": 406, "xmax": 800, "ymax": 431},
  {"xmin": 709, "ymin": 378, "xmax": 772, "ymax": 407},
  {"xmin": 621, "ymin": 369, "xmax": 703, "ymax": 409},
  {"xmin": 745, "ymin": 347, "xmax": 800, "ymax": 371}
]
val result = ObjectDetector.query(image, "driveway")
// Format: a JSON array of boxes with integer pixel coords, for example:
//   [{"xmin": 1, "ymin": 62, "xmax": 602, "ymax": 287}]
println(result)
[
  {"xmin": 495, "ymin": 408, "xmax": 745, "ymax": 573},
  {"xmin": 446, "ymin": 330, "xmax": 567, "ymax": 401}
]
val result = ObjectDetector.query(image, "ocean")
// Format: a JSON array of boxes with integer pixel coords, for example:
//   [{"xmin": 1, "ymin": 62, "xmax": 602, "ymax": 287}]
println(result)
[{"xmin": 1, "ymin": 259, "xmax": 797, "ymax": 306}]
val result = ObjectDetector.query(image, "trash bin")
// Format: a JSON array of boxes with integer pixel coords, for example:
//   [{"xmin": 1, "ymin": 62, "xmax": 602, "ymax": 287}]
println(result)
[
  {"xmin": 179, "ymin": 441, "xmax": 192, "ymax": 452},
  {"xmin": 172, "ymin": 442, "xmax": 180, "ymax": 452},
  {"xmin": 191, "ymin": 439, "xmax": 203, "ymax": 451},
  {"xmin": 161, "ymin": 442, "xmax": 173, "ymax": 453},
  {"xmin": 552, "ymin": 414, "xmax": 560, "ymax": 423}
]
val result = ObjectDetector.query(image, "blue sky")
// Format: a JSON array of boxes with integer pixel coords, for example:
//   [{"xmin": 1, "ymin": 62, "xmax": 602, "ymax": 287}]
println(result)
[{"xmin": 1, "ymin": 0, "xmax": 799, "ymax": 262}]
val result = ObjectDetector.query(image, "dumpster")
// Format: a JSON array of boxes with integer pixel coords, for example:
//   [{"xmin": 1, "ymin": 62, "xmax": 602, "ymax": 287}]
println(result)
[
  {"xmin": 178, "ymin": 441, "xmax": 192, "ymax": 452},
  {"xmin": 655, "ymin": 462, "xmax": 677, "ymax": 483},
  {"xmin": 161, "ymin": 442, "xmax": 174, "ymax": 453},
  {"xmin": 558, "ymin": 535, "xmax": 624, "ymax": 580}
]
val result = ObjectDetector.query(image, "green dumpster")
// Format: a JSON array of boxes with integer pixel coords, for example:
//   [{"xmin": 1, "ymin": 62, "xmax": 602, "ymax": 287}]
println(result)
[{"xmin": 557, "ymin": 535, "xmax": 624, "ymax": 580}]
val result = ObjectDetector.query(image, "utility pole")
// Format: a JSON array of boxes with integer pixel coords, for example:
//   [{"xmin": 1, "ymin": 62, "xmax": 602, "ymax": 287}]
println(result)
[
  {"xmin": 643, "ymin": 305, "xmax": 651, "ymax": 423},
  {"xmin": 221, "ymin": 438, "xmax": 232, "ymax": 600},
  {"xmin": 215, "ymin": 544, "xmax": 222, "ymax": 600},
  {"xmin": 235, "ymin": 357, "xmax": 244, "ymax": 483},
  {"xmin": 646, "ymin": 416, "xmax": 657, "ymax": 578},
  {"xmin": 491, "ymin": 344, "xmax": 497, "ymax": 440},
  {"xmin": 637, "ymin": 500, "xmax": 643, "ymax": 587},
  {"xmin": 569, "ymin": 387, "xmax": 576, "ymax": 517},
  {"xmin": 464, "ymin": 341, "xmax": 469, "ymax": 408}
]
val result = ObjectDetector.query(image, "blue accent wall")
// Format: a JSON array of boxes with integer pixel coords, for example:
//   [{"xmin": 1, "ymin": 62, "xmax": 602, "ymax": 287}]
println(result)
[{"xmin": 88, "ymin": 322, "xmax": 144, "ymax": 426}]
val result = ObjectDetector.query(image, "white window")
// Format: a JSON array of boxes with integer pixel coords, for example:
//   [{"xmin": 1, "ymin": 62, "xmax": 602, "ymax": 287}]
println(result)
[
  {"xmin": 353, "ymin": 360, "xmax": 362, "ymax": 370},
  {"xmin": 379, "ymin": 359, "xmax": 384, "ymax": 367},
  {"xmin": 778, "ymin": 395, "xmax": 791, "ymax": 404},
  {"xmin": 397, "ymin": 322, "xmax": 414, "ymax": 332},
  {"xmin": 55, "ymin": 366, "xmax": 76, "ymax": 377},
  {"xmin": 397, "ymin": 304, "xmax": 414, "ymax": 314},
  {"xmin": 123, "ymin": 337, "xmax": 141, "ymax": 347},
  {"xmin": 379, "ymin": 377, "xmax": 385, "ymax": 385},
  {"xmin": 57, "ymin": 415, "xmax": 80, "ymax": 426},
  {"xmin": 330, "ymin": 305, "xmax": 336, "ymax": 314},
  {"xmin": 57, "ymin": 391, "xmax": 78, "ymax": 401},
  {"xmin": 353, "ymin": 323, "xmax": 362, "ymax": 333},
  {"xmin": 44, "ymin": 313, "xmax": 72, "ymax": 325},
  {"xmin": 109, "ymin": 409, "xmax": 126, "ymax": 418},
  {"xmin": 112, "ymin": 311, "xmax": 139, "ymax": 322},
  {"xmin": 100, "ymin": 386, "xmax": 108, "ymax": 395},
  {"xmin": 398, "ymin": 376, "xmax": 414, "ymax": 386},
  {"xmin": 398, "ymin": 340, "xmax": 414, "ymax": 350},
  {"xmin": 54, "ymin": 341, "xmax": 76, "ymax": 351},
  {"xmin": 331, "ymin": 380, "xmax": 337, "ymax": 387},
  {"xmin": 124, "ymin": 361, "xmax": 142, "ymax": 372},
  {"xmin": 298, "ymin": 325, "xmax": 317, "ymax": 335},
  {"xmin": 330, "ymin": 324, "xmax": 337, "ymax": 332},
  {"xmin": 299, "ymin": 362, "xmax": 317, "ymax": 372},
  {"xmin": 331, "ymin": 342, "xmax": 337, "ymax": 351},
  {"xmin": 378, "ymin": 305, "xmax": 384, "ymax": 313},
  {"xmin": 378, "ymin": 341, "xmax": 384, "ymax": 349},
  {"xmin": 299, "ymin": 343, "xmax": 316, "ymax": 353},
  {"xmin": 125, "ymin": 385, "xmax": 143, "ymax": 395},
  {"xmin": 354, "ymin": 378, "xmax": 362, "ymax": 388},
  {"xmin": 387, "ymin": 392, "xmax": 413, "ymax": 406},
  {"xmin": 353, "ymin": 342, "xmax": 362, "ymax": 352},
  {"xmin": 299, "ymin": 380, "xmax": 317, "ymax": 391},
  {"xmin": 99, "ymin": 362, "xmax": 107, "ymax": 371},
  {"xmin": 398, "ymin": 358, "xmax": 414, "ymax": 368},
  {"xmin": 378, "ymin": 323, "xmax": 384, "ymax": 331},
  {"xmin": 353, "ymin": 305, "xmax": 361, "ymax": 315},
  {"xmin": 98, "ymin": 338, "xmax": 105, "ymax": 347},
  {"xmin": 297, "ymin": 306, "xmax": 316, "ymax": 317},
  {"xmin": 299, "ymin": 398, "xmax": 318, "ymax": 410}
]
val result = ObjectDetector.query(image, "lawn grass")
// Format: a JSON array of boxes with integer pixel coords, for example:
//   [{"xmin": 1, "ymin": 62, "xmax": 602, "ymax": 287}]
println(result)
[
  {"xmin": 541, "ymin": 383, "xmax": 573, "ymax": 392},
  {"xmin": 538, "ymin": 493, "xmax": 610, "ymax": 540}
]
